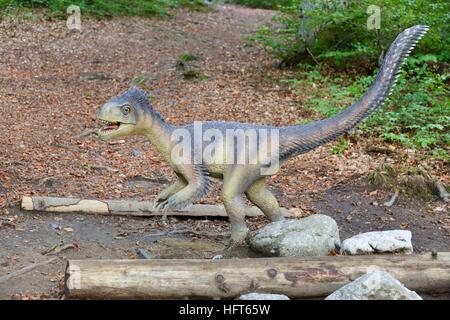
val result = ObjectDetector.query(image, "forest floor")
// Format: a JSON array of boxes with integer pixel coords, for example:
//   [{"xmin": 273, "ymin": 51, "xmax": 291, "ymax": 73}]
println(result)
[{"xmin": 0, "ymin": 5, "xmax": 448, "ymax": 299}]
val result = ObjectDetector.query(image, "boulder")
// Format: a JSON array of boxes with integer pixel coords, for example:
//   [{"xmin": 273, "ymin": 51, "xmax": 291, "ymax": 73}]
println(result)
[
  {"xmin": 238, "ymin": 293, "xmax": 290, "ymax": 300},
  {"xmin": 248, "ymin": 214, "xmax": 340, "ymax": 257},
  {"xmin": 342, "ymin": 230, "xmax": 413, "ymax": 255},
  {"xmin": 325, "ymin": 270, "xmax": 422, "ymax": 300}
]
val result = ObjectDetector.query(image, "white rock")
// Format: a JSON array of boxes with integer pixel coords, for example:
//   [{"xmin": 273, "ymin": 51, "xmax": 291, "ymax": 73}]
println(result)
[
  {"xmin": 342, "ymin": 230, "xmax": 413, "ymax": 255},
  {"xmin": 248, "ymin": 214, "xmax": 341, "ymax": 257},
  {"xmin": 326, "ymin": 271, "xmax": 422, "ymax": 300},
  {"xmin": 238, "ymin": 293, "xmax": 290, "ymax": 300}
]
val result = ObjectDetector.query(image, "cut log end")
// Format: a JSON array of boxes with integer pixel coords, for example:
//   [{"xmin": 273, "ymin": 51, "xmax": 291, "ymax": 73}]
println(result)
[{"xmin": 21, "ymin": 196, "xmax": 33, "ymax": 211}]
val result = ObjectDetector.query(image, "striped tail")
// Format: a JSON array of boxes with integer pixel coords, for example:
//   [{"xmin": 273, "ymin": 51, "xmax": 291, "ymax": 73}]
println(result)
[{"xmin": 280, "ymin": 25, "xmax": 429, "ymax": 159}]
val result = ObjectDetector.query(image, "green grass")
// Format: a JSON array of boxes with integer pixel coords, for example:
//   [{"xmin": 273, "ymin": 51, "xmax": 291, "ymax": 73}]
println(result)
[
  {"xmin": 178, "ymin": 53, "xmax": 200, "ymax": 63},
  {"xmin": 0, "ymin": 0, "xmax": 209, "ymax": 18},
  {"xmin": 231, "ymin": 0, "xmax": 291, "ymax": 9}
]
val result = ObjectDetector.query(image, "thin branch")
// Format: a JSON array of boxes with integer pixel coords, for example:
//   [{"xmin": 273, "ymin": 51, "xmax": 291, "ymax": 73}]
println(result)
[
  {"xmin": 91, "ymin": 165, "xmax": 119, "ymax": 173},
  {"xmin": 73, "ymin": 128, "xmax": 97, "ymax": 139},
  {"xmin": 144, "ymin": 229, "xmax": 229, "ymax": 239},
  {"xmin": 306, "ymin": 47, "xmax": 319, "ymax": 65},
  {"xmin": 384, "ymin": 190, "xmax": 399, "ymax": 207},
  {"xmin": 0, "ymin": 257, "xmax": 58, "ymax": 284}
]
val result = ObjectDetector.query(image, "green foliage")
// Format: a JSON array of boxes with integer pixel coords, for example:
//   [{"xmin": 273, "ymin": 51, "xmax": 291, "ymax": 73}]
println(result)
[
  {"xmin": 232, "ymin": 0, "xmax": 291, "ymax": 9},
  {"xmin": 178, "ymin": 53, "xmax": 200, "ymax": 63},
  {"xmin": 177, "ymin": 0, "xmax": 211, "ymax": 11},
  {"xmin": 282, "ymin": 63, "xmax": 449, "ymax": 156},
  {"xmin": 0, "ymin": 0, "xmax": 210, "ymax": 18},
  {"xmin": 249, "ymin": 0, "xmax": 449, "ymax": 66},
  {"xmin": 131, "ymin": 74, "xmax": 149, "ymax": 88},
  {"xmin": 364, "ymin": 58, "xmax": 449, "ymax": 152},
  {"xmin": 182, "ymin": 68, "xmax": 208, "ymax": 80},
  {"xmin": 330, "ymin": 138, "xmax": 348, "ymax": 156},
  {"xmin": 258, "ymin": 1, "xmax": 449, "ymax": 160}
]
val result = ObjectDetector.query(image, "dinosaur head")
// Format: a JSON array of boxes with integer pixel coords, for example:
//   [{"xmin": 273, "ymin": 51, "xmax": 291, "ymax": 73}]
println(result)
[{"xmin": 97, "ymin": 87, "xmax": 154, "ymax": 141}]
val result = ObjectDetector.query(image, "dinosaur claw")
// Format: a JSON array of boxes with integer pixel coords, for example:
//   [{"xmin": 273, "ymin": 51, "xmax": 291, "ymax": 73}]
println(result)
[{"xmin": 154, "ymin": 199, "xmax": 168, "ymax": 211}]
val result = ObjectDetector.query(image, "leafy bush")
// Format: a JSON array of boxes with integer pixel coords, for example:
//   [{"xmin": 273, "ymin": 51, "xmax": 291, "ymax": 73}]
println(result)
[
  {"xmin": 364, "ymin": 62, "xmax": 449, "ymax": 152},
  {"xmin": 250, "ymin": 0, "xmax": 448, "ymax": 160},
  {"xmin": 0, "ymin": 0, "xmax": 210, "ymax": 18},
  {"xmin": 282, "ymin": 62, "xmax": 449, "ymax": 157},
  {"xmin": 249, "ymin": 0, "xmax": 449, "ymax": 67},
  {"xmin": 231, "ymin": 0, "xmax": 291, "ymax": 9}
]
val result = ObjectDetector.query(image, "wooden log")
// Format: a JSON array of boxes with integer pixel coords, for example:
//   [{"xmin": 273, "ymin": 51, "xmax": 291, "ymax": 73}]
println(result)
[
  {"xmin": 21, "ymin": 196, "xmax": 300, "ymax": 218},
  {"xmin": 64, "ymin": 252, "xmax": 450, "ymax": 299}
]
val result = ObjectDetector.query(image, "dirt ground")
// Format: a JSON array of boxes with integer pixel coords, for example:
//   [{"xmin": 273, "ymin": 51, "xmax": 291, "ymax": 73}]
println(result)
[{"xmin": 0, "ymin": 5, "xmax": 448, "ymax": 299}]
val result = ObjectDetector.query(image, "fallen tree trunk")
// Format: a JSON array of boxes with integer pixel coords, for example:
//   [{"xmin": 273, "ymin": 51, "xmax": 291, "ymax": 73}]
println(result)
[
  {"xmin": 21, "ymin": 196, "xmax": 299, "ymax": 218},
  {"xmin": 64, "ymin": 252, "xmax": 450, "ymax": 299}
]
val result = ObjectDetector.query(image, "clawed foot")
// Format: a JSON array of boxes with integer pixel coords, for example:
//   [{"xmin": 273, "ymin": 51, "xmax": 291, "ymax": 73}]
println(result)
[
  {"xmin": 153, "ymin": 197, "xmax": 169, "ymax": 223},
  {"xmin": 221, "ymin": 227, "xmax": 249, "ymax": 258},
  {"xmin": 153, "ymin": 194, "xmax": 188, "ymax": 223}
]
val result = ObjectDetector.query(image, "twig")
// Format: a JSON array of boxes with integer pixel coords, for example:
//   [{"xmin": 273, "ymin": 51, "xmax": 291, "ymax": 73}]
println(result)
[
  {"xmin": 73, "ymin": 128, "xmax": 97, "ymax": 139},
  {"xmin": 376, "ymin": 29, "xmax": 385, "ymax": 67},
  {"xmin": 44, "ymin": 243, "xmax": 77, "ymax": 256},
  {"xmin": 367, "ymin": 145, "xmax": 396, "ymax": 155},
  {"xmin": 91, "ymin": 165, "xmax": 119, "ymax": 173},
  {"xmin": 306, "ymin": 47, "xmax": 319, "ymax": 65},
  {"xmin": 383, "ymin": 190, "xmax": 399, "ymax": 207},
  {"xmin": 144, "ymin": 229, "xmax": 229, "ymax": 239},
  {"xmin": 186, "ymin": 229, "xmax": 229, "ymax": 238},
  {"xmin": 0, "ymin": 257, "xmax": 58, "ymax": 284},
  {"xmin": 331, "ymin": 32, "xmax": 356, "ymax": 50}
]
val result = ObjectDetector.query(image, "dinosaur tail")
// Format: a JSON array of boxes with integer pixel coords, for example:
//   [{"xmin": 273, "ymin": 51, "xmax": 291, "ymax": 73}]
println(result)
[{"xmin": 280, "ymin": 25, "xmax": 429, "ymax": 159}]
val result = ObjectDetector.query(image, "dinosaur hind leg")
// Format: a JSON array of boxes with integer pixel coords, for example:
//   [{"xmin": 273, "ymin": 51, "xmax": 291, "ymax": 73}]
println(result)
[
  {"xmin": 245, "ymin": 178, "xmax": 284, "ymax": 222},
  {"xmin": 221, "ymin": 167, "xmax": 255, "ymax": 250}
]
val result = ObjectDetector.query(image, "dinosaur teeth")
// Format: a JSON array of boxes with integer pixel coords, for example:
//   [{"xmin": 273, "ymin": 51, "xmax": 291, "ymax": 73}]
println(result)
[{"xmin": 102, "ymin": 122, "xmax": 120, "ymax": 131}]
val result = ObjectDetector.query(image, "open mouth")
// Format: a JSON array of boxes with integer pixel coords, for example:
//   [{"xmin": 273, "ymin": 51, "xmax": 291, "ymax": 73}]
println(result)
[{"xmin": 100, "ymin": 120, "xmax": 121, "ymax": 132}]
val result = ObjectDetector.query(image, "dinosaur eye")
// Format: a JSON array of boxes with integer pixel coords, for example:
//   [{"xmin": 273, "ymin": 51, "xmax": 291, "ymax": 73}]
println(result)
[{"xmin": 121, "ymin": 105, "xmax": 131, "ymax": 115}]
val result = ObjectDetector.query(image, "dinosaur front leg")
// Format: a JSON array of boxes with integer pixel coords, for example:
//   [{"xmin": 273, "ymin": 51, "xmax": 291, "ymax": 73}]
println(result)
[
  {"xmin": 155, "ymin": 164, "xmax": 211, "ymax": 220},
  {"xmin": 154, "ymin": 174, "xmax": 187, "ymax": 207},
  {"xmin": 245, "ymin": 178, "xmax": 284, "ymax": 222}
]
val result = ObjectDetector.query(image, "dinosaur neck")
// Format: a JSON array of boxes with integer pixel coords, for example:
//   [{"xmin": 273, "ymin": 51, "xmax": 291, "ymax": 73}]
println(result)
[{"xmin": 142, "ymin": 111, "xmax": 174, "ymax": 162}]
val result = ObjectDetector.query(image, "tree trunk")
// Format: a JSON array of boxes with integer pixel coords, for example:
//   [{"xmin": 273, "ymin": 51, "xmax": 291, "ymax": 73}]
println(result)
[
  {"xmin": 64, "ymin": 252, "xmax": 450, "ymax": 299},
  {"xmin": 21, "ymin": 196, "xmax": 300, "ymax": 218}
]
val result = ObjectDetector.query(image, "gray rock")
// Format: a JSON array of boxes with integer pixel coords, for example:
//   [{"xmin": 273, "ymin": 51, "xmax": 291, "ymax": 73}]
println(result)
[
  {"xmin": 342, "ymin": 230, "xmax": 413, "ymax": 255},
  {"xmin": 248, "ymin": 214, "xmax": 340, "ymax": 257},
  {"xmin": 238, "ymin": 293, "xmax": 290, "ymax": 300},
  {"xmin": 326, "ymin": 270, "xmax": 422, "ymax": 300}
]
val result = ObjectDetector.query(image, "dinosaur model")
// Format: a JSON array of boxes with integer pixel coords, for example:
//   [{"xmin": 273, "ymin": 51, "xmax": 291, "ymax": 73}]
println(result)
[{"xmin": 96, "ymin": 25, "xmax": 428, "ymax": 253}]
